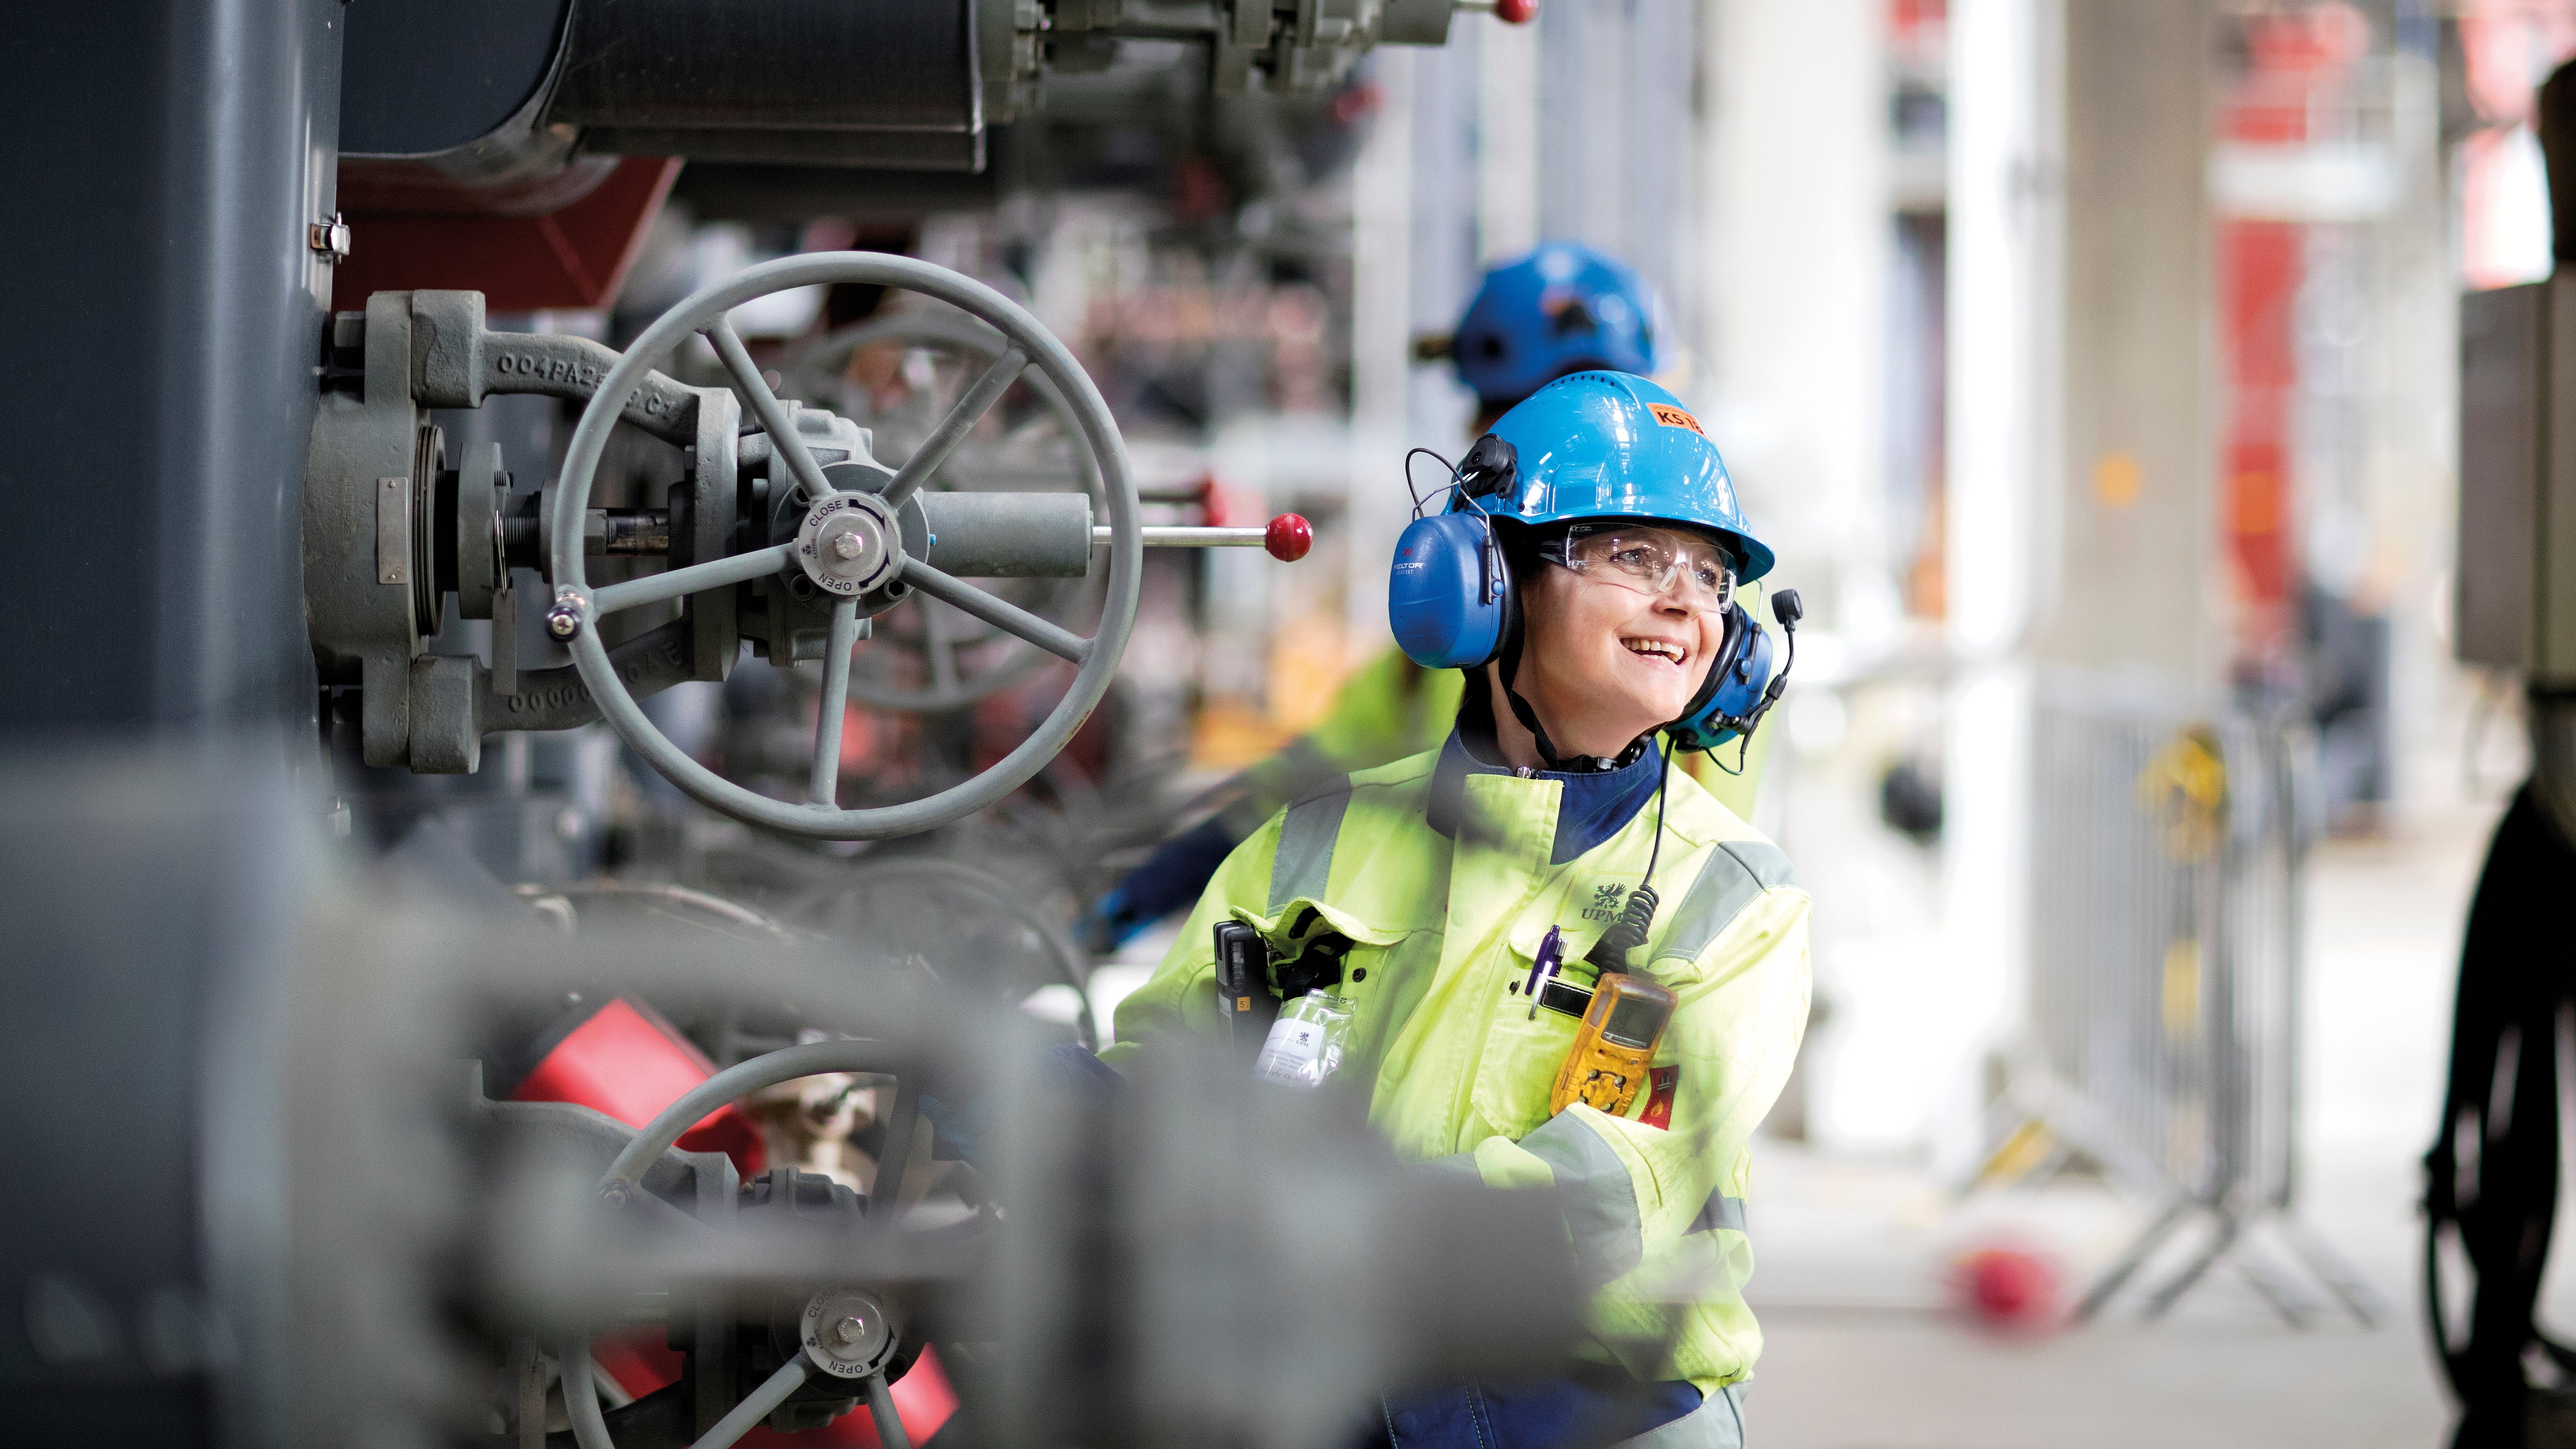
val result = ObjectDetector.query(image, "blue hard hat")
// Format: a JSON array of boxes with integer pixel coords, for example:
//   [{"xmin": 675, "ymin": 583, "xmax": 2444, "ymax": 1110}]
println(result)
[
  {"xmin": 1475, "ymin": 371, "xmax": 1774, "ymax": 583},
  {"xmin": 1452, "ymin": 243, "xmax": 1660, "ymax": 407}
]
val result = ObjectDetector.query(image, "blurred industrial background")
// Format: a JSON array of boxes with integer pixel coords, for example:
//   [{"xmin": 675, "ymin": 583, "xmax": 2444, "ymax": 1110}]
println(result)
[{"xmin": 11, "ymin": 0, "xmax": 2576, "ymax": 1445}]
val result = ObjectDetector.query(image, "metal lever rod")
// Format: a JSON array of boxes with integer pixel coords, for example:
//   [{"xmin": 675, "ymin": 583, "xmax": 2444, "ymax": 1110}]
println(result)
[
  {"xmin": 1101, "ymin": 526, "xmax": 1270, "ymax": 546},
  {"xmin": 1094, "ymin": 513, "xmax": 1312, "ymax": 561}
]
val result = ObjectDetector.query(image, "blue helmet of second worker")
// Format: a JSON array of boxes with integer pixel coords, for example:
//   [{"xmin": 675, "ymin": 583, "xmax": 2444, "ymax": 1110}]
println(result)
[
  {"xmin": 1475, "ymin": 370, "xmax": 1774, "ymax": 583},
  {"xmin": 1451, "ymin": 242, "xmax": 1663, "ymax": 410}
]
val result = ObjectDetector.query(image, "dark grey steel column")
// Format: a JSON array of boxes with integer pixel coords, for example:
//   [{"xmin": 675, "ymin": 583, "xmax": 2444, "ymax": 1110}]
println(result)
[{"xmin": 0, "ymin": 0, "xmax": 343, "ymax": 745}]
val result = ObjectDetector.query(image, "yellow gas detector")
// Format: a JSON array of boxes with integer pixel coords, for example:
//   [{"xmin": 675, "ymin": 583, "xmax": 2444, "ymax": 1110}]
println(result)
[{"xmin": 1548, "ymin": 971, "xmax": 1677, "ymax": 1116}]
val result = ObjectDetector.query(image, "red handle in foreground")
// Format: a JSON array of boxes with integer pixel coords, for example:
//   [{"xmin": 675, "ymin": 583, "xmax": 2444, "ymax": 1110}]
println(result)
[{"xmin": 1265, "ymin": 514, "xmax": 1313, "ymax": 562}]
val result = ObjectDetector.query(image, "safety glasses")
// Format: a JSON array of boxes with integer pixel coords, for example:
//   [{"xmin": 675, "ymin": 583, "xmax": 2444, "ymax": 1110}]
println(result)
[{"xmin": 1548, "ymin": 525, "xmax": 1737, "ymax": 611}]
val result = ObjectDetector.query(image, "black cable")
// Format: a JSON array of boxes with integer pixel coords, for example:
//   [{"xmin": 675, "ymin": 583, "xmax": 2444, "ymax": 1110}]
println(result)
[
  {"xmin": 1402, "ymin": 446, "xmax": 1458, "ymax": 517},
  {"xmin": 1642, "ymin": 736, "xmax": 1672, "ymax": 890},
  {"xmin": 1583, "ymin": 740, "xmax": 1671, "ymax": 977}
]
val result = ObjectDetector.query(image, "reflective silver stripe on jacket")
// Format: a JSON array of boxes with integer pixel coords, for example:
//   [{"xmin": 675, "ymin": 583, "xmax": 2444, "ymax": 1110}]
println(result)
[
  {"xmin": 1516, "ymin": 1111, "xmax": 1645, "ymax": 1288},
  {"xmin": 1688, "ymin": 1191, "xmax": 1747, "ymax": 1236},
  {"xmin": 1654, "ymin": 840, "xmax": 1796, "ymax": 965},
  {"xmin": 1268, "ymin": 780, "xmax": 1352, "ymax": 910}
]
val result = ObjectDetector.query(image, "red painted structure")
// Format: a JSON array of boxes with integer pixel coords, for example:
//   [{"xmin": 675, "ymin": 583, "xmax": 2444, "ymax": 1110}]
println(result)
[
  {"xmin": 2218, "ymin": 10, "xmax": 2367, "ymax": 674},
  {"xmin": 511, "ymin": 997, "xmax": 767, "ymax": 1173},
  {"xmin": 330, "ymin": 156, "xmax": 682, "ymax": 313}
]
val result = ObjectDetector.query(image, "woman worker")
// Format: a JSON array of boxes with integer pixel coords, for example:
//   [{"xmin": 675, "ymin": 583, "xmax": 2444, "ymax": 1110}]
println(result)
[
  {"xmin": 1085, "ymin": 243, "xmax": 1757, "ymax": 952},
  {"xmin": 1102, "ymin": 372, "xmax": 1812, "ymax": 1448}
]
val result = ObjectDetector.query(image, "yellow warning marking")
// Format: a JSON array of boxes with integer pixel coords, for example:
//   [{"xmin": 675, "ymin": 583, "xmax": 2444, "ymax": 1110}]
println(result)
[
  {"xmin": 1648, "ymin": 403, "xmax": 1705, "ymax": 435},
  {"xmin": 1972, "ymin": 1119, "xmax": 2057, "ymax": 1189}
]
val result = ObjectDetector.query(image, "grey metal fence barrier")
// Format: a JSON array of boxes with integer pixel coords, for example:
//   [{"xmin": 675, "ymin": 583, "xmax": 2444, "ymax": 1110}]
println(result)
[{"xmin": 1979, "ymin": 668, "xmax": 2377, "ymax": 1325}]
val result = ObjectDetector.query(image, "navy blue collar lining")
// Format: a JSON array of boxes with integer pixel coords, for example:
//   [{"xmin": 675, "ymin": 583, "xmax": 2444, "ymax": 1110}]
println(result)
[{"xmin": 1426, "ymin": 719, "xmax": 1666, "ymax": 866}]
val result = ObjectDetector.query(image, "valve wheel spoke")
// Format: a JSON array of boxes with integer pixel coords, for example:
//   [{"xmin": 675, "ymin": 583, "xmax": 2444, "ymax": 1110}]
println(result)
[
  {"xmin": 878, "ymin": 345, "xmax": 1027, "ymax": 509},
  {"xmin": 811, "ymin": 597, "xmax": 861, "ymax": 805},
  {"xmin": 706, "ymin": 316, "xmax": 836, "ymax": 505},
  {"xmin": 863, "ymin": 1371, "xmax": 911, "ymax": 1449},
  {"xmin": 896, "ymin": 556, "xmax": 1091, "ymax": 663},
  {"xmin": 591, "ymin": 542, "xmax": 795, "ymax": 617},
  {"xmin": 693, "ymin": 1355, "xmax": 812, "ymax": 1449}
]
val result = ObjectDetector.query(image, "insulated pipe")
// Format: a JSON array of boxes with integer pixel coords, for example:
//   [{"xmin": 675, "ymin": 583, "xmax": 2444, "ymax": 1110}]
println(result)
[{"xmin": 918, "ymin": 491, "xmax": 1094, "ymax": 577}]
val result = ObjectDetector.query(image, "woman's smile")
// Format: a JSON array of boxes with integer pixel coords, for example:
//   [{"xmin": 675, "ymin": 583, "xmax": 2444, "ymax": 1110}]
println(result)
[{"xmin": 1618, "ymin": 635, "xmax": 1691, "ymax": 668}]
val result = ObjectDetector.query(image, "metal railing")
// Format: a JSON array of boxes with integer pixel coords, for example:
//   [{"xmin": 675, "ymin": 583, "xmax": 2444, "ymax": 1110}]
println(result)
[{"xmin": 1980, "ymin": 668, "xmax": 2376, "ymax": 1324}]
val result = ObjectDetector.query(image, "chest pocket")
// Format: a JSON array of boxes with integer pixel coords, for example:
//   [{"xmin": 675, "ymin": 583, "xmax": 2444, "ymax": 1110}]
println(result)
[
  {"xmin": 1244, "ymin": 900, "xmax": 1419, "ymax": 1079},
  {"xmin": 1469, "ymin": 936, "xmax": 1586, "ymax": 1141}
]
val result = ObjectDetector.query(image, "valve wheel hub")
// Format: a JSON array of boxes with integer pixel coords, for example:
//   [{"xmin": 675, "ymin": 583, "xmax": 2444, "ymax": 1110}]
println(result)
[
  {"xmin": 798, "ymin": 1287, "xmax": 897, "ymax": 1379},
  {"xmin": 796, "ymin": 492, "xmax": 902, "ymax": 597}
]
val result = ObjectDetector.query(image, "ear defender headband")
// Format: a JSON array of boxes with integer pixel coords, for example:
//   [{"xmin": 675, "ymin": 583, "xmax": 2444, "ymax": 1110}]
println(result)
[{"xmin": 1386, "ymin": 433, "xmax": 1799, "ymax": 757}]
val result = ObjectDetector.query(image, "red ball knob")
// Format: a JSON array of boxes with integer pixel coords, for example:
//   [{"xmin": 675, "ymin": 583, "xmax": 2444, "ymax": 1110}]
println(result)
[
  {"xmin": 1495, "ymin": 0, "xmax": 1537, "ymax": 24},
  {"xmin": 1953, "ymin": 1248, "xmax": 2058, "ymax": 1330},
  {"xmin": 1264, "ymin": 513, "xmax": 1313, "ymax": 563}
]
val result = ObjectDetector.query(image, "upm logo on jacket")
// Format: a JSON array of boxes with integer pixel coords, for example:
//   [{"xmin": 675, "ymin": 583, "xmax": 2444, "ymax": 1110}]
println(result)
[{"xmin": 1582, "ymin": 882, "xmax": 1628, "ymax": 923}]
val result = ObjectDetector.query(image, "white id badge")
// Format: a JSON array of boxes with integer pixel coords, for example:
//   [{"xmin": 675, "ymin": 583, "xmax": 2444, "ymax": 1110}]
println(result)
[
  {"xmin": 1253, "ymin": 991, "xmax": 1355, "ymax": 1087},
  {"xmin": 1255, "ymin": 1019, "xmax": 1327, "ymax": 1083}
]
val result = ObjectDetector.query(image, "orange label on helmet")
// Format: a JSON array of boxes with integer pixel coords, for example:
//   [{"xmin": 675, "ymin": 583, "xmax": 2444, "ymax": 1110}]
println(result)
[{"xmin": 1649, "ymin": 403, "xmax": 1704, "ymax": 435}]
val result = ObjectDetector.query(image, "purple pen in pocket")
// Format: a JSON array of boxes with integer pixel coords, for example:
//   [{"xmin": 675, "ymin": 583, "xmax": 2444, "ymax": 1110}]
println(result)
[{"xmin": 1525, "ymin": 925, "xmax": 1563, "ymax": 1020}]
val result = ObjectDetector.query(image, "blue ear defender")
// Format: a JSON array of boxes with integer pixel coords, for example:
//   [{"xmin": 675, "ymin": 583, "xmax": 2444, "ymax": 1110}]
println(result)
[
  {"xmin": 1389, "ymin": 440, "xmax": 1519, "ymax": 669},
  {"xmin": 1390, "ymin": 511, "xmax": 1511, "ymax": 668}
]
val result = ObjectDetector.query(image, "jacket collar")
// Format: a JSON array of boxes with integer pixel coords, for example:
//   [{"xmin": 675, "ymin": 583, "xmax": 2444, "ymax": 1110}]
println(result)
[{"xmin": 1426, "ymin": 716, "xmax": 1665, "ymax": 866}]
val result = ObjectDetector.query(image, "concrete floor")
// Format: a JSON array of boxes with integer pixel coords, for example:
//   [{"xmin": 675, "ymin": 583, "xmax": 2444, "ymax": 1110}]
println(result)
[{"xmin": 1736, "ymin": 800, "xmax": 2508, "ymax": 1448}]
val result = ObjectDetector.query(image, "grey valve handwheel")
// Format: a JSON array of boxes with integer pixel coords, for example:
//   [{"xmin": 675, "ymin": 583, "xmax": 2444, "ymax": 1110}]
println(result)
[
  {"xmin": 549, "ymin": 252, "xmax": 1142, "ymax": 840},
  {"xmin": 781, "ymin": 310, "xmax": 1109, "ymax": 714}
]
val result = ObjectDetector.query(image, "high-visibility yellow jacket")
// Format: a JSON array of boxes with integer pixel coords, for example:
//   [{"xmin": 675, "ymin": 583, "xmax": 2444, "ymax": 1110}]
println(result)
[
  {"xmin": 1674, "ymin": 717, "xmax": 1771, "ymax": 824},
  {"xmin": 1107, "ymin": 729, "xmax": 1812, "ymax": 1400}
]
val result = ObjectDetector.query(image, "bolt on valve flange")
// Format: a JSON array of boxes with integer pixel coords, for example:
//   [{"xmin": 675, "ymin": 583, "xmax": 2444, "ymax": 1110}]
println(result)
[
  {"xmin": 795, "ymin": 492, "xmax": 904, "ymax": 598},
  {"xmin": 798, "ymin": 1287, "xmax": 897, "ymax": 1380}
]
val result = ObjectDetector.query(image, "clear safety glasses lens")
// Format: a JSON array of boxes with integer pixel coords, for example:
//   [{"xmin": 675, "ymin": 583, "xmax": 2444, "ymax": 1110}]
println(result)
[{"xmin": 1561, "ymin": 531, "xmax": 1736, "ymax": 610}]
